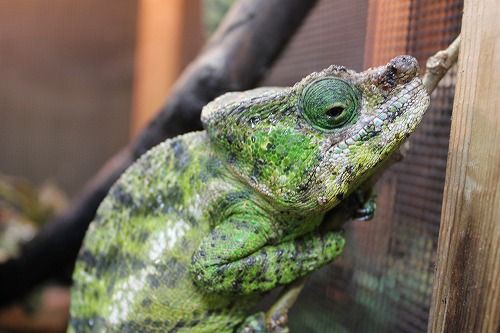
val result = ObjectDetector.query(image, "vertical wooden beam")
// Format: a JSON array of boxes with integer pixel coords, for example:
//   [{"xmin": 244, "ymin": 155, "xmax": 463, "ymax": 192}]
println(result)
[
  {"xmin": 131, "ymin": 0, "xmax": 202, "ymax": 137},
  {"xmin": 428, "ymin": 0, "xmax": 500, "ymax": 332}
]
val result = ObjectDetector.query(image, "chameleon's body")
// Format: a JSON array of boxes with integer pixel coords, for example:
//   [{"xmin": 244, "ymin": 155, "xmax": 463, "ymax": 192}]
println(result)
[{"xmin": 69, "ymin": 56, "xmax": 429, "ymax": 332}]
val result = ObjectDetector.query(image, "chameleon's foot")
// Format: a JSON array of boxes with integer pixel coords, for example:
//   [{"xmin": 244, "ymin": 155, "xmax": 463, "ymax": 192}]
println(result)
[
  {"xmin": 236, "ymin": 312, "xmax": 289, "ymax": 333},
  {"xmin": 264, "ymin": 278, "xmax": 305, "ymax": 332},
  {"xmin": 236, "ymin": 312, "xmax": 268, "ymax": 333},
  {"xmin": 236, "ymin": 278, "xmax": 305, "ymax": 333},
  {"xmin": 352, "ymin": 189, "xmax": 377, "ymax": 221}
]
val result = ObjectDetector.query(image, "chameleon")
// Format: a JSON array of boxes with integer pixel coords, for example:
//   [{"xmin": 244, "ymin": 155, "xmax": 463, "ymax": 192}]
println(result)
[{"xmin": 68, "ymin": 55, "xmax": 429, "ymax": 332}]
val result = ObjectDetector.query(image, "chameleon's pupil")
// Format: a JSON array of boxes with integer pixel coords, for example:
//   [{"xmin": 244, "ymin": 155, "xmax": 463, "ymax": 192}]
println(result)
[{"xmin": 326, "ymin": 106, "xmax": 344, "ymax": 118}]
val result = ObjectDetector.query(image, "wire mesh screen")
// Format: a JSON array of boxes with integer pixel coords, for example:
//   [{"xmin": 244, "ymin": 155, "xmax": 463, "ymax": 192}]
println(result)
[
  {"xmin": 261, "ymin": 0, "xmax": 463, "ymax": 332},
  {"xmin": 262, "ymin": 0, "xmax": 369, "ymax": 85}
]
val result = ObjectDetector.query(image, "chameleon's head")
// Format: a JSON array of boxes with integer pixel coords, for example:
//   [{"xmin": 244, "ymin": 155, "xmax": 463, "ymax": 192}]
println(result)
[{"xmin": 202, "ymin": 56, "xmax": 430, "ymax": 214}]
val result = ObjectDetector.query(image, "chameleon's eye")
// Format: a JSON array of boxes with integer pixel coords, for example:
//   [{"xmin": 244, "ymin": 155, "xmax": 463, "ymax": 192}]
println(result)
[{"xmin": 301, "ymin": 78, "xmax": 359, "ymax": 130}]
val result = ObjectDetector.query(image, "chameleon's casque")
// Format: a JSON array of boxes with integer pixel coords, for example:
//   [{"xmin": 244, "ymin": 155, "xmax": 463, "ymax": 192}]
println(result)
[{"xmin": 69, "ymin": 56, "xmax": 429, "ymax": 332}]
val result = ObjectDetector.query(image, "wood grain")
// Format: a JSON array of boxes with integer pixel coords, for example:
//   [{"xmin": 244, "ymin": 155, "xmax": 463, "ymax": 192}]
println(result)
[{"xmin": 428, "ymin": 0, "xmax": 500, "ymax": 332}]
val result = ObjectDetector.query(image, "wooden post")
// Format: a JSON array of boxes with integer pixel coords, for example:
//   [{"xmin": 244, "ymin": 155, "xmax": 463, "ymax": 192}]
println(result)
[
  {"xmin": 428, "ymin": 0, "xmax": 500, "ymax": 332},
  {"xmin": 131, "ymin": 0, "xmax": 203, "ymax": 137}
]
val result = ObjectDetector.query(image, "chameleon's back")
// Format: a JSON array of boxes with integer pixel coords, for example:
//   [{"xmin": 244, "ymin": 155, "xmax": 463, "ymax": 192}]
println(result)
[{"xmin": 69, "ymin": 131, "xmax": 254, "ymax": 332}]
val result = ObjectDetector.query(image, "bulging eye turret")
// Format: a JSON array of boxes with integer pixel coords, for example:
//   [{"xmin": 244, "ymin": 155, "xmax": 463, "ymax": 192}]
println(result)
[{"xmin": 301, "ymin": 78, "xmax": 359, "ymax": 131}]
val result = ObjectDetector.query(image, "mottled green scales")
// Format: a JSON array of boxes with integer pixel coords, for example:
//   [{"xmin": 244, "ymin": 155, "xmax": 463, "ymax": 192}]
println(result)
[{"xmin": 69, "ymin": 56, "xmax": 430, "ymax": 332}]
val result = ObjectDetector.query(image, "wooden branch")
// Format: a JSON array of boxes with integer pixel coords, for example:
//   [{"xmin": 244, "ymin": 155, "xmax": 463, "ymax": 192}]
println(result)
[
  {"xmin": 422, "ymin": 35, "xmax": 461, "ymax": 94},
  {"xmin": 428, "ymin": 1, "xmax": 500, "ymax": 331},
  {"xmin": 0, "ymin": 0, "xmax": 319, "ymax": 307}
]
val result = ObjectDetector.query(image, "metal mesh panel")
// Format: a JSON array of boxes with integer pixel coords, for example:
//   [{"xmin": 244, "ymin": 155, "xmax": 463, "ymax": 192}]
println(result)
[{"xmin": 262, "ymin": 0, "xmax": 462, "ymax": 332}]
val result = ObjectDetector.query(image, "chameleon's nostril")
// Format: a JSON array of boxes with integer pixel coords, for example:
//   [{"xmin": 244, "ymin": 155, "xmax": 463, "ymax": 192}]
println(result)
[
  {"xmin": 388, "ymin": 55, "xmax": 419, "ymax": 82},
  {"xmin": 377, "ymin": 56, "xmax": 420, "ymax": 90}
]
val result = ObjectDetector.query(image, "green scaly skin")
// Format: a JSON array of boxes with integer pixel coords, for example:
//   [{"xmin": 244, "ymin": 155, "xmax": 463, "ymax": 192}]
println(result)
[{"xmin": 69, "ymin": 56, "xmax": 429, "ymax": 332}]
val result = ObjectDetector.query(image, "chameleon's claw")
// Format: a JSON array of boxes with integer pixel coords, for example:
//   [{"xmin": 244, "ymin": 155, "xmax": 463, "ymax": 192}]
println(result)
[{"xmin": 354, "ymin": 204, "xmax": 376, "ymax": 221}]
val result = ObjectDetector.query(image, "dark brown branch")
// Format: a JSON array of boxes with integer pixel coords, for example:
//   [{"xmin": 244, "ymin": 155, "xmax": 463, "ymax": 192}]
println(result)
[{"xmin": 0, "ymin": 0, "xmax": 319, "ymax": 307}]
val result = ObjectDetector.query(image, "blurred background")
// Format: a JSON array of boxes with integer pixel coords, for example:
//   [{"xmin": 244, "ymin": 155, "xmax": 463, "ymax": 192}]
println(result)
[{"xmin": 0, "ymin": 0, "xmax": 461, "ymax": 332}]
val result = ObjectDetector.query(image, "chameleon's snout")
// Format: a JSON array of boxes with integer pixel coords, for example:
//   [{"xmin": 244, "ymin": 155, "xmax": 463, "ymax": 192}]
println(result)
[
  {"xmin": 379, "ymin": 55, "xmax": 420, "ymax": 89},
  {"xmin": 389, "ymin": 55, "xmax": 420, "ymax": 81}
]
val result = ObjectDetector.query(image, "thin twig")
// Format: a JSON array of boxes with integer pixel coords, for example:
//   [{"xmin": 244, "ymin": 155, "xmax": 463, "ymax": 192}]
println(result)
[{"xmin": 423, "ymin": 35, "xmax": 461, "ymax": 93}]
